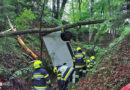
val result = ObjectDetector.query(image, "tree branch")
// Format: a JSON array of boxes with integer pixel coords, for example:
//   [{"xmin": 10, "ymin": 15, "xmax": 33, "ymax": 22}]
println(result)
[{"xmin": 0, "ymin": 19, "xmax": 106, "ymax": 37}]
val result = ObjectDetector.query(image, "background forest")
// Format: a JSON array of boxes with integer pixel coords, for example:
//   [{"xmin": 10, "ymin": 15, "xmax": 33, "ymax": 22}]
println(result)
[{"xmin": 0, "ymin": 0, "xmax": 130, "ymax": 90}]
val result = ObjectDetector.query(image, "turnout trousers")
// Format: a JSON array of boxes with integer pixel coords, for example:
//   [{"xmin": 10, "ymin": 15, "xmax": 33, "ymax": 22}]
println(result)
[
  {"xmin": 58, "ymin": 71, "xmax": 73, "ymax": 90},
  {"xmin": 58, "ymin": 80, "xmax": 68, "ymax": 90},
  {"xmin": 81, "ymin": 66, "xmax": 86, "ymax": 77},
  {"xmin": 75, "ymin": 66, "xmax": 86, "ymax": 82}
]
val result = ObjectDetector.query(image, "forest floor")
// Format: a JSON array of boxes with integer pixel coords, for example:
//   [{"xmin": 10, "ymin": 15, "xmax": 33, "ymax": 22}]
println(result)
[
  {"xmin": 0, "ymin": 54, "xmax": 32, "ymax": 90},
  {"xmin": 75, "ymin": 34, "xmax": 130, "ymax": 90},
  {"xmin": 0, "ymin": 34, "xmax": 130, "ymax": 90}
]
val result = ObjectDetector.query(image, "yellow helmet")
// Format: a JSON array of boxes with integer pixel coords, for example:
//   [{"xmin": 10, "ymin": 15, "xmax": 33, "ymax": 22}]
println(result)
[
  {"xmin": 90, "ymin": 56, "xmax": 95, "ymax": 60},
  {"xmin": 53, "ymin": 67, "xmax": 57, "ymax": 73},
  {"xmin": 83, "ymin": 51, "xmax": 86, "ymax": 55},
  {"xmin": 33, "ymin": 60, "xmax": 42, "ymax": 69},
  {"xmin": 86, "ymin": 59, "xmax": 90, "ymax": 63},
  {"xmin": 76, "ymin": 47, "xmax": 81, "ymax": 51}
]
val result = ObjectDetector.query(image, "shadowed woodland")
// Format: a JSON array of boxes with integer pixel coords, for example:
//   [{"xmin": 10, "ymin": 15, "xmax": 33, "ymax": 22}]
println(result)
[{"xmin": 0, "ymin": 0, "xmax": 130, "ymax": 90}]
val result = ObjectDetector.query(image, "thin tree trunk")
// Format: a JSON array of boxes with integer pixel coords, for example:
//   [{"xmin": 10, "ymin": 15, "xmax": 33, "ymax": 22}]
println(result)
[
  {"xmin": 108, "ymin": 0, "xmax": 111, "ymax": 16},
  {"xmin": 55, "ymin": 0, "xmax": 60, "ymax": 19},
  {"xmin": 59, "ymin": 0, "xmax": 68, "ymax": 19},
  {"xmin": 77, "ymin": 0, "xmax": 81, "ymax": 41},
  {"xmin": 78, "ymin": 0, "xmax": 81, "ymax": 19},
  {"xmin": 39, "ymin": 0, "xmax": 47, "ymax": 60},
  {"xmin": 108, "ymin": 0, "xmax": 115, "ymax": 39},
  {"xmin": 89, "ymin": 0, "xmax": 94, "ymax": 42},
  {"xmin": 52, "ymin": 0, "xmax": 56, "ymax": 17},
  {"xmin": 72, "ymin": 0, "xmax": 75, "ymax": 22}
]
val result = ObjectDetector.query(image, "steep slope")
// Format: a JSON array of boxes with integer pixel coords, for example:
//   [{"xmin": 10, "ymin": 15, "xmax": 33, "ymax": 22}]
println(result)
[{"xmin": 76, "ymin": 34, "xmax": 130, "ymax": 90}]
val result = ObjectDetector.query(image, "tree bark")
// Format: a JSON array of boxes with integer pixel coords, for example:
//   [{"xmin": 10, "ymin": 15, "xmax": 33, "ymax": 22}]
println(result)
[
  {"xmin": 7, "ymin": 16, "xmax": 38, "ymax": 59},
  {"xmin": 72, "ymin": 0, "xmax": 75, "ymax": 22},
  {"xmin": 108, "ymin": 0, "xmax": 111, "ymax": 16},
  {"xmin": 39, "ymin": 0, "xmax": 47, "ymax": 61},
  {"xmin": 108, "ymin": 0, "xmax": 115, "ymax": 39},
  {"xmin": 55, "ymin": 0, "xmax": 60, "ymax": 19},
  {"xmin": 0, "ymin": 19, "xmax": 106, "ymax": 37},
  {"xmin": 52, "ymin": 0, "xmax": 56, "ymax": 17},
  {"xmin": 89, "ymin": 0, "xmax": 94, "ymax": 42},
  {"xmin": 78, "ymin": 0, "xmax": 81, "ymax": 19},
  {"xmin": 59, "ymin": 0, "xmax": 67, "ymax": 19},
  {"xmin": 77, "ymin": 0, "xmax": 81, "ymax": 41}
]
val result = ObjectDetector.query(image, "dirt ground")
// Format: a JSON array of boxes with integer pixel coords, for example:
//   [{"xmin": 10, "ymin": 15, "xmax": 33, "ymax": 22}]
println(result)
[{"xmin": 76, "ymin": 35, "xmax": 130, "ymax": 90}]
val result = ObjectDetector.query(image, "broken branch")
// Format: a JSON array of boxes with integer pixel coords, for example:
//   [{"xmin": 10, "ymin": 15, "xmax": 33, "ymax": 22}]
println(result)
[{"xmin": 0, "ymin": 19, "xmax": 106, "ymax": 37}]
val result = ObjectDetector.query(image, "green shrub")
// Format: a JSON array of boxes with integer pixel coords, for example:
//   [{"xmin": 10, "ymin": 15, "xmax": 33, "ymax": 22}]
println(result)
[{"xmin": 14, "ymin": 8, "xmax": 36, "ymax": 30}]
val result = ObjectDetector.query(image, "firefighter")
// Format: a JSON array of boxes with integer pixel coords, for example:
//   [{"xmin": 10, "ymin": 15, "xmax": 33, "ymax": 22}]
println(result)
[
  {"xmin": 73, "ymin": 47, "xmax": 86, "ymax": 82},
  {"xmin": 32, "ymin": 60, "xmax": 51, "ymax": 90},
  {"xmin": 86, "ymin": 56, "xmax": 96, "ymax": 74},
  {"xmin": 52, "ymin": 63, "xmax": 74, "ymax": 90}
]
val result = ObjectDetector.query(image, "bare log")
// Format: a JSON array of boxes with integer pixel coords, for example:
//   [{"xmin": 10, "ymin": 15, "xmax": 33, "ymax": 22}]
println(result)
[
  {"xmin": 0, "ymin": 19, "xmax": 106, "ymax": 37},
  {"xmin": 7, "ymin": 16, "xmax": 38, "ymax": 59}
]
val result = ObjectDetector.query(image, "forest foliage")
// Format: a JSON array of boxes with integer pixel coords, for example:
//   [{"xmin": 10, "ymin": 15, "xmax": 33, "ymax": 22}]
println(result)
[
  {"xmin": 0, "ymin": 0, "xmax": 129, "ymax": 60},
  {"xmin": 0, "ymin": 0, "xmax": 129, "ymax": 89},
  {"xmin": 0, "ymin": 0, "xmax": 129, "ymax": 73}
]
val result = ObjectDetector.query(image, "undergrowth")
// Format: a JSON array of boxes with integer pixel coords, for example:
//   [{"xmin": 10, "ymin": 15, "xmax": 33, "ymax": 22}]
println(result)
[
  {"xmin": 0, "ymin": 37, "xmax": 22, "ymax": 56},
  {"xmin": 109, "ymin": 26, "xmax": 130, "ymax": 48},
  {"xmin": 10, "ymin": 64, "xmax": 33, "ymax": 80},
  {"xmin": 69, "ymin": 26, "xmax": 130, "ymax": 90}
]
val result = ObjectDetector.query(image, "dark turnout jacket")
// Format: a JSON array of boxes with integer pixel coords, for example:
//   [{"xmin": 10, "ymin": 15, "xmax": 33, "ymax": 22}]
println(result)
[
  {"xmin": 73, "ymin": 51, "xmax": 86, "ymax": 68},
  {"xmin": 32, "ymin": 68, "xmax": 50, "ymax": 90}
]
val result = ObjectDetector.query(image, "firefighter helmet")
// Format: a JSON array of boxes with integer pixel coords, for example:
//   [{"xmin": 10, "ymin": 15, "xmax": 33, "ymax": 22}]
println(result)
[
  {"xmin": 90, "ymin": 56, "xmax": 95, "ymax": 60},
  {"xmin": 53, "ymin": 67, "xmax": 57, "ymax": 73},
  {"xmin": 76, "ymin": 47, "xmax": 81, "ymax": 51},
  {"xmin": 33, "ymin": 60, "xmax": 42, "ymax": 69}
]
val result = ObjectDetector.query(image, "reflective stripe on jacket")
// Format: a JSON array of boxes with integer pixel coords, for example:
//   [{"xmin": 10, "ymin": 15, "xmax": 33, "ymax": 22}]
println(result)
[
  {"xmin": 87, "ymin": 57, "xmax": 96, "ymax": 68},
  {"xmin": 73, "ymin": 52, "xmax": 86, "ymax": 68},
  {"xmin": 34, "ymin": 86, "xmax": 46, "ymax": 90},
  {"xmin": 32, "ymin": 68, "xmax": 50, "ymax": 89},
  {"xmin": 57, "ymin": 65, "xmax": 74, "ymax": 81}
]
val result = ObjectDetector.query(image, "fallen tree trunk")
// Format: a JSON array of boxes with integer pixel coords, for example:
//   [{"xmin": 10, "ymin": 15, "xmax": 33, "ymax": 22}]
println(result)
[
  {"xmin": 7, "ymin": 17, "xmax": 38, "ymax": 59},
  {"xmin": 0, "ymin": 19, "xmax": 106, "ymax": 37}
]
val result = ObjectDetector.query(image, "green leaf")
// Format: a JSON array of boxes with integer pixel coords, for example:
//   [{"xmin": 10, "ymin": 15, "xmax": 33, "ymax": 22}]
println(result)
[{"xmin": 100, "ymin": 67, "xmax": 106, "ymax": 70}]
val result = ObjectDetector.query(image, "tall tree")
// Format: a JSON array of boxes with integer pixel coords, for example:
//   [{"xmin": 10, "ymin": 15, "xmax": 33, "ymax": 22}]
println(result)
[
  {"xmin": 53, "ymin": 0, "xmax": 68, "ymax": 19},
  {"xmin": 59, "ymin": 0, "xmax": 67, "ymax": 19},
  {"xmin": 72, "ymin": 0, "xmax": 75, "ymax": 22},
  {"xmin": 72, "ymin": 0, "xmax": 74, "ymax": 20},
  {"xmin": 78, "ymin": 0, "xmax": 81, "ymax": 19},
  {"xmin": 108, "ymin": 0, "xmax": 111, "ymax": 16},
  {"xmin": 77, "ymin": 0, "xmax": 82, "ymax": 41},
  {"xmin": 56, "ymin": 0, "xmax": 60, "ymax": 19},
  {"xmin": 108, "ymin": 0, "xmax": 116, "ymax": 39},
  {"xmin": 89, "ymin": 0, "xmax": 94, "ymax": 42},
  {"xmin": 52, "ymin": 0, "xmax": 56, "ymax": 17}
]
